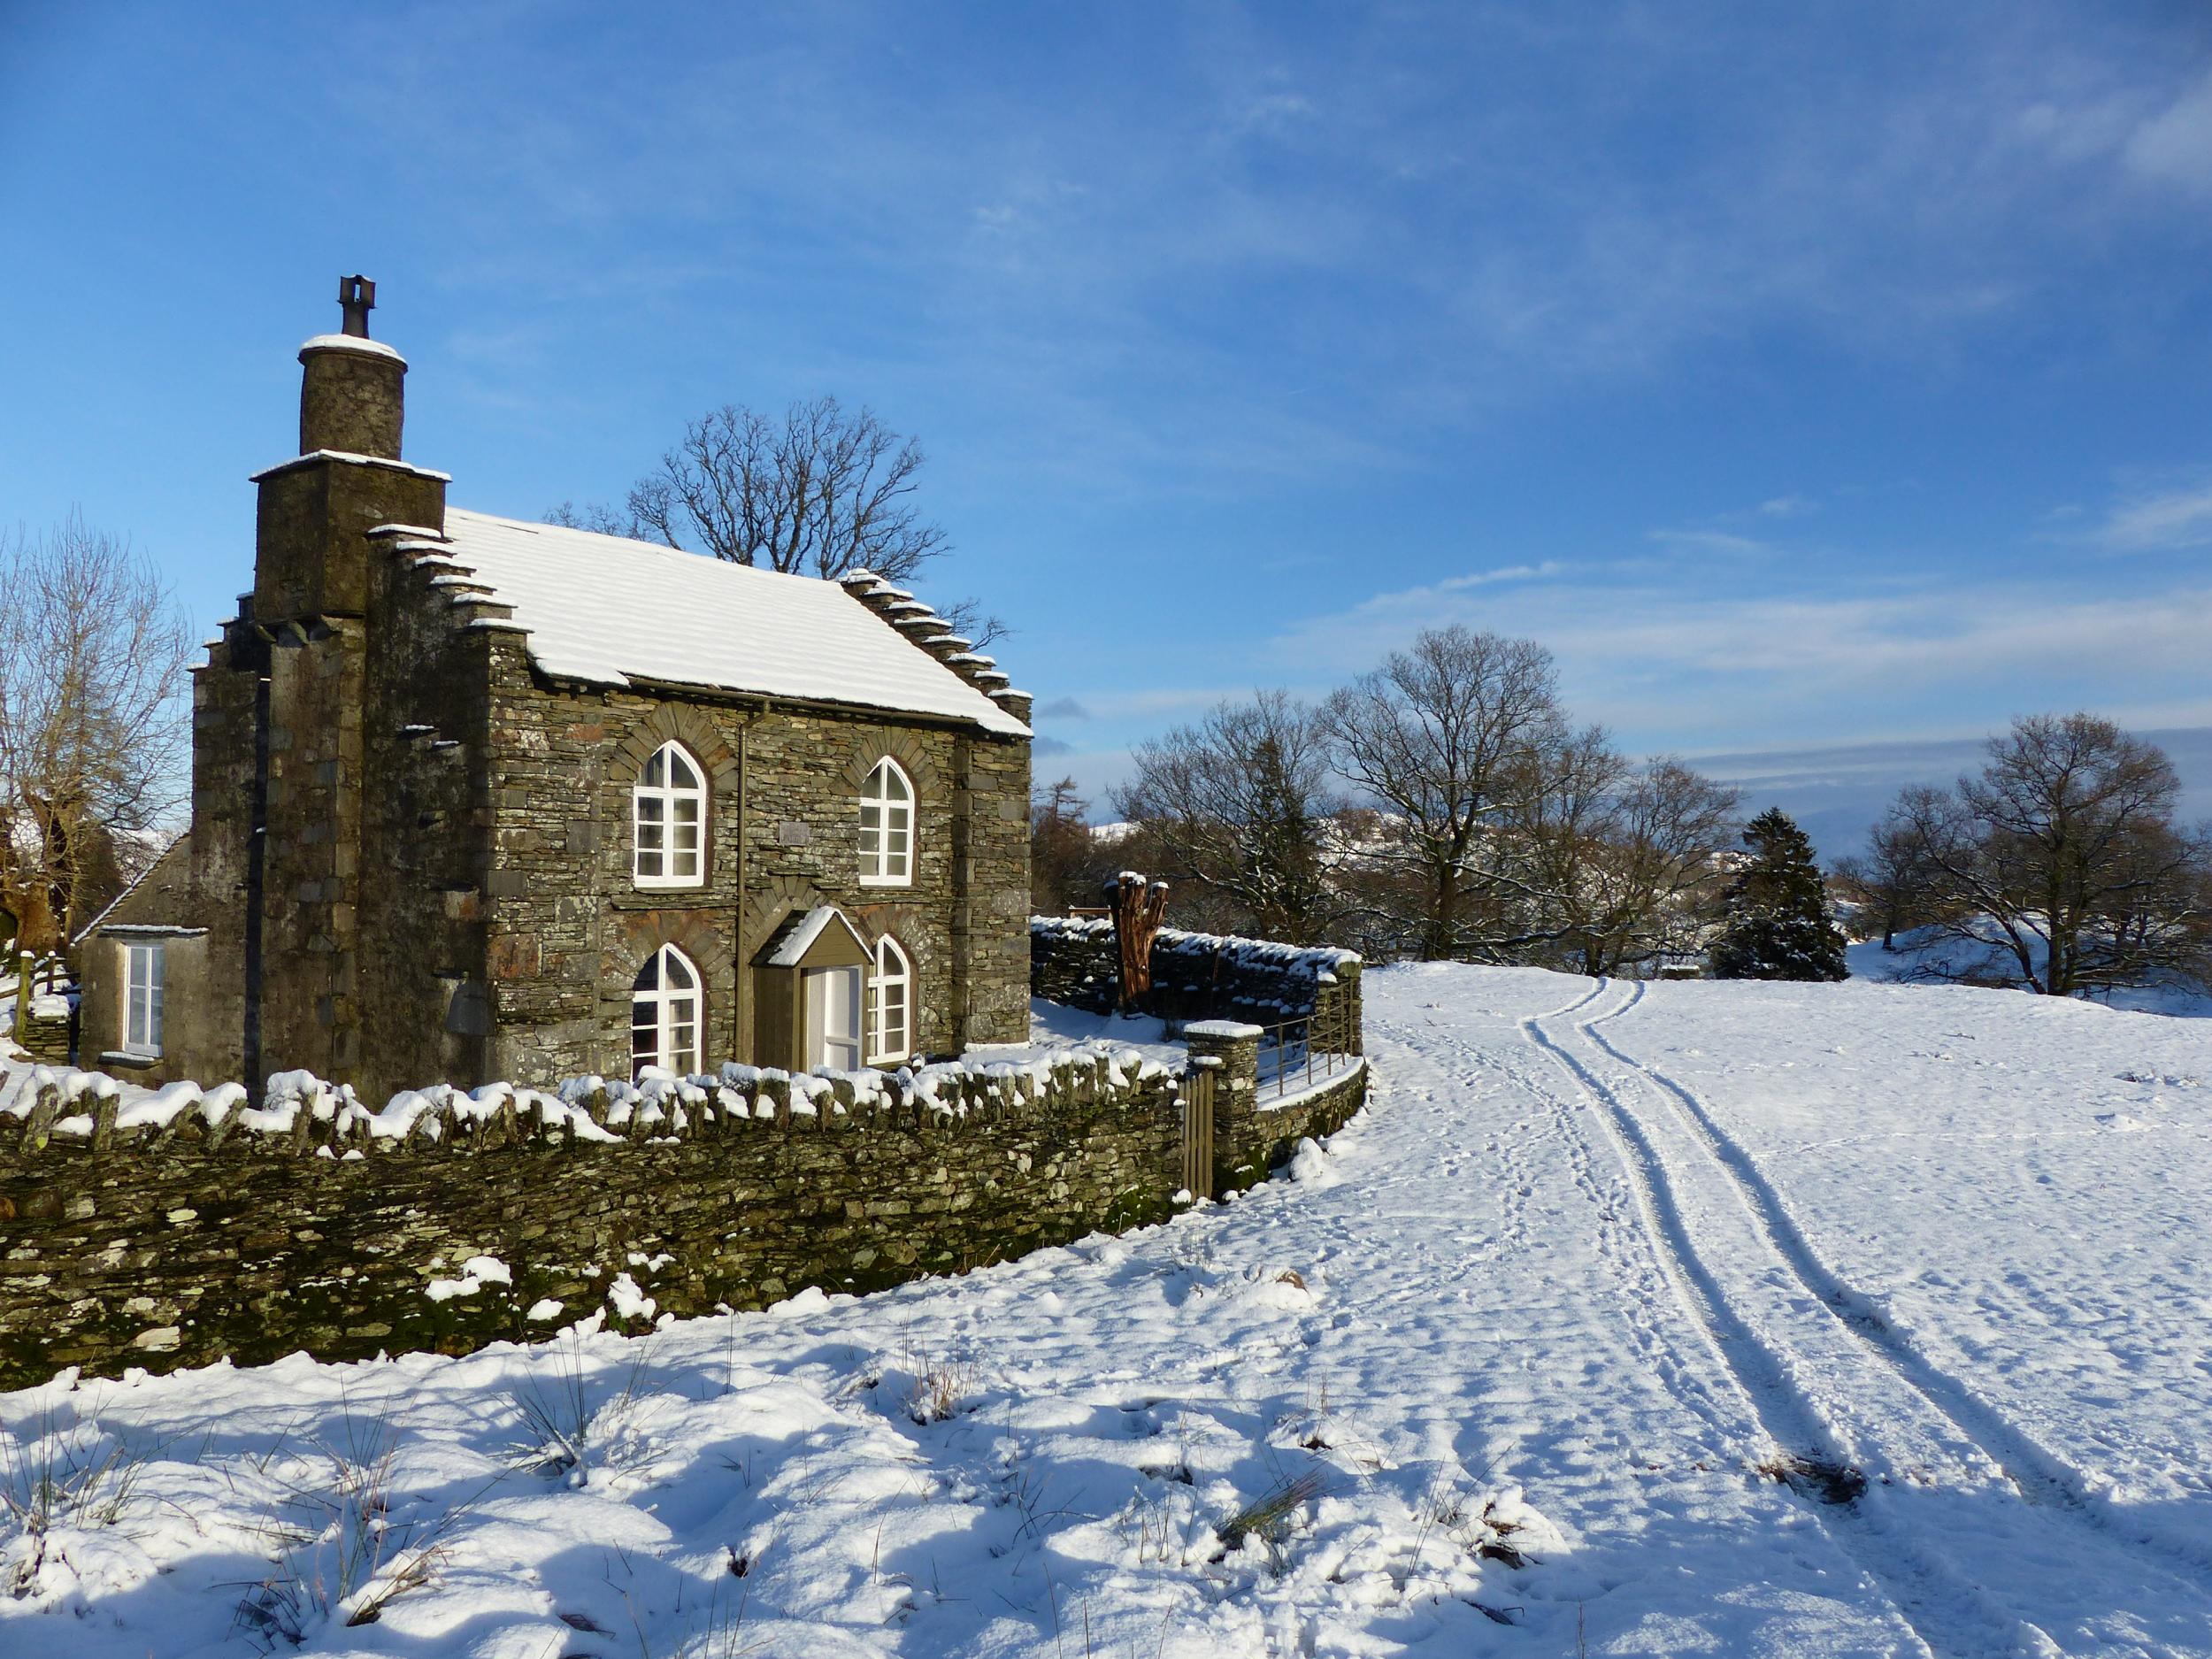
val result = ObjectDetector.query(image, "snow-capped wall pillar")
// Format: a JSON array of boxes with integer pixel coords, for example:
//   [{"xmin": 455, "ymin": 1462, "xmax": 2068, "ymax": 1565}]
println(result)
[{"xmin": 1181, "ymin": 1018, "xmax": 1259, "ymax": 1199}]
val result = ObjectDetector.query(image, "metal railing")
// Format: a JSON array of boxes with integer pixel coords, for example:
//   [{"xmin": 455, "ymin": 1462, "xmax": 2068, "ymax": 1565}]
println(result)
[{"xmin": 1254, "ymin": 1006, "xmax": 1358, "ymax": 1100}]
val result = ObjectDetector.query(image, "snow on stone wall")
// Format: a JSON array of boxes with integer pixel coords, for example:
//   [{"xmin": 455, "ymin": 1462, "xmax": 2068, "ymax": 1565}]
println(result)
[
  {"xmin": 1, "ymin": 1041, "xmax": 1178, "ymax": 1159},
  {"xmin": 1031, "ymin": 915, "xmax": 1364, "ymax": 1043},
  {"xmin": 0, "ymin": 1038, "xmax": 1308, "ymax": 1389}
]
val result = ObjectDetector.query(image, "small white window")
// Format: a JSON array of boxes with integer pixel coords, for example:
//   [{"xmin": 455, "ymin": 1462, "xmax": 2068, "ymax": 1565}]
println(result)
[
  {"xmin": 124, "ymin": 942, "xmax": 165, "ymax": 1056},
  {"xmin": 630, "ymin": 944, "xmax": 703, "ymax": 1079},
  {"xmin": 858, "ymin": 757, "xmax": 914, "ymax": 887},
  {"xmin": 634, "ymin": 741, "xmax": 706, "ymax": 888},
  {"xmin": 869, "ymin": 935, "xmax": 912, "ymax": 1064}
]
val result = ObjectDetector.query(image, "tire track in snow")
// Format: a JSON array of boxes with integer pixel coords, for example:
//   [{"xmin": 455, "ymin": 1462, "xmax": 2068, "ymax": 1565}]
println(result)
[
  {"xmin": 1584, "ymin": 990, "xmax": 2212, "ymax": 1585},
  {"xmin": 1525, "ymin": 981, "xmax": 2056, "ymax": 1659},
  {"xmin": 1389, "ymin": 995, "xmax": 1747, "ymax": 1453}
]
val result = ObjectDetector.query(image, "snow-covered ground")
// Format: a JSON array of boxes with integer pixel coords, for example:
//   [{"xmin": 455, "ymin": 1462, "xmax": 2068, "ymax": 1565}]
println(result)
[
  {"xmin": 967, "ymin": 996, "xmax": 1189, "ymax": 1072},
  {"xmin": 1847, "ymin": 928, "xmax": 2212, "ymax": 1018},
  {"xmin": 6, "ymin": 966, "xmax": 2212, "ymax": 1655}
]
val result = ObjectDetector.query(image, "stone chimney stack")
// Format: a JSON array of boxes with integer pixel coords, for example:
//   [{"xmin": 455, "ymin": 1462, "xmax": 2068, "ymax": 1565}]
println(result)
[
  {"xmin": 234, "ymin": 278, "xmax": 448, "ymax": 1092},
  {"xmin": 298, "ymin": 275, "xmax": 406, "ymax": 458}
]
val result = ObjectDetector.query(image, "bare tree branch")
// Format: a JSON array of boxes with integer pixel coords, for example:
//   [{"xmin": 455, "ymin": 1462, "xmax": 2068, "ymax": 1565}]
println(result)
[
  {"xmin": 545, "ymin": 397, "xmax": 1004, "ymax": 646},
  {"xmin": 0, "ymin": 513, "xmax": 193, "ymax": 950},
  {"xmin": 1876, "ymin": 714, "xmax": 2212, "ymax": 995}
]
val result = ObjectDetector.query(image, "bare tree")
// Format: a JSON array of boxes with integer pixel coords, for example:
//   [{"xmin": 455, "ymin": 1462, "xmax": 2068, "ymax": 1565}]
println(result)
[
  {"xmin": 1513, "ymin": 749, "xmax": 1741, "ymax": 976},
  {"xmin": 1832, "ymin": 814, "xmax": 1945, "ymax": 950},
  {"xmin": 0, "ymin": 515, "xmax": 194, "ymax": 950},
  {"xmin": 1113, "ymin": 692, "xmax": 1344, "ymax": 946},
  {"xmin": 1318, "ymin": 627, "xmax": 1573, "ymax": 959},
  {"xmin": 1031, "ymin": 775, "xmax": 1106, "ymax": 916},
  {"xmin": 1878, "ymin": 714, "xmax": 2211, "ymax": 995},
  {"xmin": 541, "ymin": 499, "xmax": 632, "ymax": 537},
  {"xmin": 549, "ymin": 396, "xmax": 1003, "ymax": 647}
]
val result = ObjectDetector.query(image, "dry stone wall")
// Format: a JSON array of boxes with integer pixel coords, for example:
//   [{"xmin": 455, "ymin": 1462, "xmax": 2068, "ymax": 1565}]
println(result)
[
  {"xmin": 0, "ymin": 1027, "xmax": 1367, "ymax": 1390},
  {"xmin": 0, "ymin": 1044, "xmax": 1227, "ymax": 1389}
]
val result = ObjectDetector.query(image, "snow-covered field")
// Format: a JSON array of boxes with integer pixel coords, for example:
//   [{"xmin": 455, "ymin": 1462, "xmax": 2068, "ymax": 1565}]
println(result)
[{"xmin": 6, "ymin": 966, "xmax": 2212, "ymax": 1656}]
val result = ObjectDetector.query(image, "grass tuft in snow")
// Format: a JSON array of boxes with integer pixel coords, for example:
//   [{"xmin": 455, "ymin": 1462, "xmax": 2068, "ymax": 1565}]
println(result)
[
  {"xmin": 1216, "ymin": 1464, "xmax": 1329, "ymax": 1569},
  {"xmin": 903, "ymin": 1354, "xmax": 979, "ymax": 1425},
  {"xmin": 230, "ymin": 1413, "xmax": 471, "ymax": 1646},
  {"xmin": 509, "ymin": 1331, "xmax": 662, "ymax": 1484},
  {"xmin": 0, "ymin": 1411, "xmax": 157, "ymax": 1596}
]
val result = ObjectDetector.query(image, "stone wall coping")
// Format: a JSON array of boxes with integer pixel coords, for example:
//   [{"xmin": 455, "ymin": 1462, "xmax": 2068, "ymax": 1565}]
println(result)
[
  {"xmin": 1030, "ymin": 915, "xmax": 1363, "ymax": 973},
  {"xmin": 1182, "ymin": 1019, "xmax": 1265, "ymax": 1039},
  {"xmin": 3, "ymin": 1039, "xmax": 1183, "ymax": 1161}
]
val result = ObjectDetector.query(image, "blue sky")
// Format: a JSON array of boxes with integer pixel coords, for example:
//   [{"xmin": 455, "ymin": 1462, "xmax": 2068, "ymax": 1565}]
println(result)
[{"xmin": 5, "ymin": 2, "xmax": 2211, "ymax": 844}]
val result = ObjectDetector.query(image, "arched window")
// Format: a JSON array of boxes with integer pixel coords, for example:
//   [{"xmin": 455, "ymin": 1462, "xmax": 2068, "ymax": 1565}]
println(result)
[
  {"xmin": 858, "ymin": 757, "xmax": 913, "ymax": 887},
  {"xmin": 630, "ymin": 944, "xmax": 702, "ymax": 1078},
  {"xmin": 634, "ymin": 741, "xmax": 706, "ymax": 887},
  {"xmin": 869, "ymin": 934, "xmax": 912, "ymax": 1064}
]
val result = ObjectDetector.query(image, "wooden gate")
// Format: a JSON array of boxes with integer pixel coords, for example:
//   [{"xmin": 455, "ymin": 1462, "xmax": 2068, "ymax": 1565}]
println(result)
[{"xmin": 1181, "ymin": 1064, "xmax": 1216, "ymax": 1200}]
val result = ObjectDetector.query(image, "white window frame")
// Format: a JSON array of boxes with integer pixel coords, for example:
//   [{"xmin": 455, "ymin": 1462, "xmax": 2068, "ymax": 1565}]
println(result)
[
  {"xmin": 869, "ymin": 935, "xmax": 912, "ymax": 1065},
  {"xmin": 806, "ymin": 964, "xmax": 864, "ymax": 1072},
  {"xmin": 634, "ymin": 741, "xmax": 707, "ymax": 889},
  {"xmin": 629, "ymin": 943, "xmax": 703, "ymax": 1079},
  {"xmin": 123, "ymin": 941, "xmax": 165, "ymax": 1057},
  {"xmin": 858, "ymin": 757, "xmax": 915, "ymax": 887}
]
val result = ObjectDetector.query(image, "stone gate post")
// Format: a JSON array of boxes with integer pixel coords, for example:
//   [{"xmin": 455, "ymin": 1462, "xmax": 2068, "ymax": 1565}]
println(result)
[{"xmin": 1181, "ymin": 1019, "xmax": 1262, "ymax": 1196}]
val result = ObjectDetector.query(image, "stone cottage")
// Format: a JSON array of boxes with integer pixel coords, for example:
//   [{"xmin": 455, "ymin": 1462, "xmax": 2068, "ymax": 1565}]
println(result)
[{"xmin": 78, "ymin": 279, "xmax": 1033, "ymax": 1102}]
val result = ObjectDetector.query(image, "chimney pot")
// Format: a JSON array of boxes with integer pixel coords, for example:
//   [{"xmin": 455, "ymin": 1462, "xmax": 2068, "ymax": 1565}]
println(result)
[
  {"xmin": 299, "ymin": 277, "xmax": 405, "ymax": 457},
  {"xmin": 338, "ymin": 274, "xmax": 377, "ymax": 338}
]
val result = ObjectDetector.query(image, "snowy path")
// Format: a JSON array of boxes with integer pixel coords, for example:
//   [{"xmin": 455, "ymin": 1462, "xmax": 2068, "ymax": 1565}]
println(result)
[
  {"xmin": 1521, "ymin": 979, "xmax": 2212, "ymax": 1658},
  {"xmin": 4, "ymin": 965, "xmax": 2209, "ymax": 1656}
]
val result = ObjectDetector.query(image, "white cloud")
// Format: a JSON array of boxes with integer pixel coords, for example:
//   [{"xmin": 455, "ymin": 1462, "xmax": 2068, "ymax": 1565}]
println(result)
[
  {"xmin": 1436, "ymin": 561, "xmax": 1566, "ymax": 591},
  {"xmin": 1647, "ymin": 529, "xmax": 1769, "ymax": 557},
  {"xmin": 2092, "ymin": 482, "xmax": 2212, "ymax": 551},
  {"xmin": 1268, "ymin": 562, "xmax": 2212, "ymax": 749},
  {"xmin": 2125, "ymin": 70, "xmax": 2212, "ymax": 195}
]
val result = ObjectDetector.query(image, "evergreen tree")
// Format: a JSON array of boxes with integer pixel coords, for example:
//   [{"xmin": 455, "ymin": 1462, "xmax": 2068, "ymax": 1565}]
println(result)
[{"xmin": 1709, "ymin": 808, "xmax": 1849, "ymax": 981}]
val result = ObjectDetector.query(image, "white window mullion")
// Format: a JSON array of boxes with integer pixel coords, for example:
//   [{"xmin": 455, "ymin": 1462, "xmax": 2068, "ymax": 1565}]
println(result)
[
  {"xmin": 869, "ymin": 935, "xmax": 911, "ymax": 1064},
  {"xmin": 859, "ymin": 757, "xmax": 915, "ymax": 888},
  {"xmin": 122, "ymin": 942, "xmax": 165, "ymax": 1056},
  {"xmin": 634, "ymin": 741, "xmax": 708, "ymax": 889},
  {"xmin": 629, "ymin": 943, "xmax": 704, "ymax": 1078}
]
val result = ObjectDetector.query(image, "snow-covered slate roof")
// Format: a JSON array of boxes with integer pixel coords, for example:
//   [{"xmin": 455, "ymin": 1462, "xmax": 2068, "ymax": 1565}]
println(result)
[{"xmin": 396, "ymin": 510, "xmax": 1030, "ymax": 738}]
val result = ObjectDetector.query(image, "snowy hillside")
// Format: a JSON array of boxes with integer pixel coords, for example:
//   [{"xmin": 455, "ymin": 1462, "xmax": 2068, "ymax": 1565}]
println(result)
[{"xmin": 6, "ymin": 967, "xmax": 2212, "ymax": 1655}]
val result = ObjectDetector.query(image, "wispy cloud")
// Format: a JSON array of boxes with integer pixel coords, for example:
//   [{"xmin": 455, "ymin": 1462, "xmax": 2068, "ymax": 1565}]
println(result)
[
  {"xmin": 2125, "ymin": 68, "xmax": 2212, "ymax": 195},
  {"xmin": 1647, "ymin": 529, "xmax": 1769, "ymax": 557},
  {"xmin": 1269, "ymin": 558, "xmax": 2212, "ymax": 748},
  {"xmin": 2091, "ymin": 480, "xmax": 2212, "ymax": 551},
  {"xmin": 1436, "ymin": 561, "xmax": 1566, "ymax": 590},
  {"xmin": 1034, "ymin": 696, "xmax": 1093, "ymax": 720}
]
